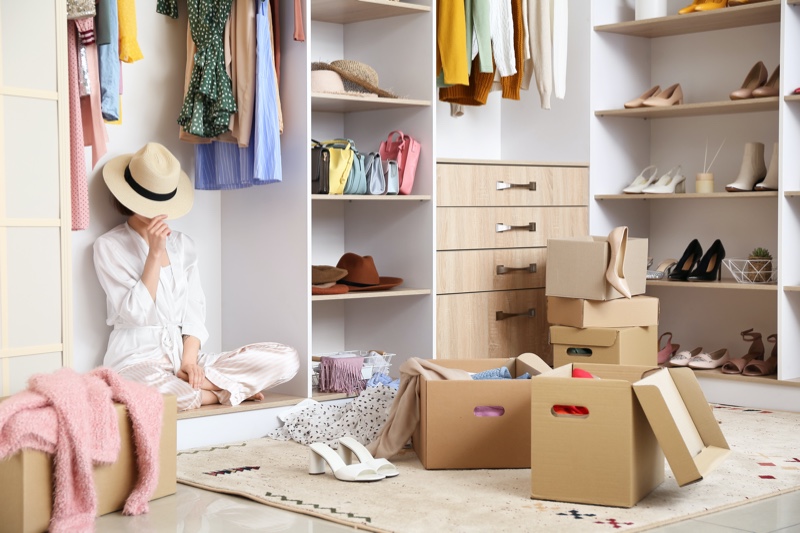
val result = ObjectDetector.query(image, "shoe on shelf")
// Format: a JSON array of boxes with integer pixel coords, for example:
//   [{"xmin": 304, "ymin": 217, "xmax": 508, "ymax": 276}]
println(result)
[
  {"xmin": 623, "ymin": 165, "xmax": 659, "ymax": 193},
  {"xmin": 625, "ymin": 86, "xmax": 661, "ymax": 109},
  {"xmin": 647, "ymin": 258, "xmax": 678, "ymax": 280},
  {"xmin": 642, "ymin": 165, "xmax": 686, "ymax": 194},
  {"xmin": 688, "ymin": 348, "xmax": 731, "ymax": 369},
  {"xmin": 606, "ymin": 226, "xmax": 632, "ymax": 298},
  {"xmin": 687, "ymin": 239, "xmax": 726, "ymax": 282},
  {"xmin": 728, "ymin": 0, "xmax": 772, "ymax": 6},
  {"xmin": 337, "ymin": 436, "xmax": 399, "ymax": 478},
  {"xmin": 657, "ymin": 332, "xmax": 680, "ymax": 365},
  {"xmin": 730, "ymin": 61, "xmax": 768, "ymax": 100},
  {"xmin": 742, "ymin": 333, "xmax": 778, "ymax": 376},
  {"xmin": 754, "ymin": 142, "xmax": 778, "ymax": 191},
  {"xmin": 695, "ymin": 0, "xmax": 729, "ymax": 10},
  {"xmin": 752, "ymin": 65, "xmax": 779, "ymax": 98},
  {"xmin": 669, "ymin": 239, "xmax": 703, "ymax": 281},
  {"xmin": 678, "ymin": 0, "xmax": 704, "ymax": 14},
  {"xmin": 642, "ymin": 83, "xmax": 684, "ymax": 107},
  {"xmin": 670, "ymin": 346, "xmax": 703, "ymax": 367},
  {"xmin": 721, "ymin": 328, "xmax": 764, "ymax": 374},
  {"xmin": 726, "ymin": 141, "xmax": 767, "ymax": 192},
  {"xmin": 309, "ymin": 442, "xmax": 385, "ymax": 482}
]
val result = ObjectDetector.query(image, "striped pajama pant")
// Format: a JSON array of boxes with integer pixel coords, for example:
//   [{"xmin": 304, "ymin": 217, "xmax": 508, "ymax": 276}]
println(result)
[{"xmin": 119, "ymin": 342, "xmax": 300, "ymax": 411}]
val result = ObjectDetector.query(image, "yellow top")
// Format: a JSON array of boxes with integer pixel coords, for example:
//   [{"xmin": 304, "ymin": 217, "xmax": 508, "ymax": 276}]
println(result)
[{"xmin": 118, "ymin": 0, "xmax": 144, "ymax": 63}]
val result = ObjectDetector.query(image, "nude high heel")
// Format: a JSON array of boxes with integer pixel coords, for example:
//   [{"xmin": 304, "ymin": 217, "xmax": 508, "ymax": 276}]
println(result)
[
  {"xmin": 726, "ymin": 142, "xmax": 767, "ymax": 192},
  {"xmin": 753, "ymin": 65, "xmax": 779, "ymax": 98},
  {"xmin": 606, "ymin": 226, "xmax": 632, "ymax": 299},
  {"xmin": 755, "ymin": 143, "xmax": 778, "ymax": 191},
  {"xmin": 742, "ymin": 333, "xmax": 778, "ymax": 376},
  {"xmin": 625, "ymin": 86, "xmax": 660, "ymax": 109},
  {"xmin": 721, "ymin": 328, "xmax": 764, "ymax": 374},
  {"xmin": 642, "ymin": 83, "xmax": 683, "ymax": 107},
  {"xmin": 730, "ymin": 61, "xmax": 768, "ymax": 100},
  {"xmin": 642, "ymin": 165, "xmax": 686, "ymax": 193}
]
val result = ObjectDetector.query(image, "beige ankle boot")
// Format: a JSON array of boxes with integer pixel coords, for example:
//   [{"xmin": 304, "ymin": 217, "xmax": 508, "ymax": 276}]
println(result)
[
  {"xmin": 726, "ymin": 142, "xmax": 767, "ymax": 192},
  {"xmin": 755, "ymin": 143, "xmax": 778, "ymax": 191}
]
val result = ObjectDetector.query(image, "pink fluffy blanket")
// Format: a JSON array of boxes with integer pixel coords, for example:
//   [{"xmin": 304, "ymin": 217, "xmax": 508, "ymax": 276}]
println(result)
[{"xmin": 0, "ymin": 367, "xmax": 164, "ymax": 533}]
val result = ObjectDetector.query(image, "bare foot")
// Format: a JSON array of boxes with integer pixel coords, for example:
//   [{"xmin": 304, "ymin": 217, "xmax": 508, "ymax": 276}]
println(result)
[{"xmin": 246, "ymin": 392, "xmax": 264, "ymax": 402}]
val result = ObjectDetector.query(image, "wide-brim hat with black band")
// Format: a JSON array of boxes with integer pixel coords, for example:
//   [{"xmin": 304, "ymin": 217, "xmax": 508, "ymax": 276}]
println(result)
[
  {"xmin": 103, "ymin": 142, "xmax": 194, "ymax": 219},
  {"xmin": 311, "ymin": 60, "xmax": 398, "ymax": 99}
]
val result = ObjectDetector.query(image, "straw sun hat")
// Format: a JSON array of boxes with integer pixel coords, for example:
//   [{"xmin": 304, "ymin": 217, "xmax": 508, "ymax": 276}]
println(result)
[
  {"xmin": 103, "ymin": 142, "xmax": 194, "ymax": 219},
  {"xmin": 311, "ymin": 60, "xmax": 398, "ymax": 99}
]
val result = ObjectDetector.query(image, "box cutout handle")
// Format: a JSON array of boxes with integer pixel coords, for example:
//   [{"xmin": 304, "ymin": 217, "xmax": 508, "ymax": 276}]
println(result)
[
  {"xmin": 496, "ymin": 180, "xmax": 537, "ymax": 191},
  {"xmin": 496, "ymin": 308, "xmax": 536, "ymax": 321},
  {"xmin": 551, "ymin": 405, "xmax": 590, "ymax": 418},
  {"xmin": 496, "ymin": 222, "xmax": 537, "ymax": 233},
  {"xmin": 566, "ymin": 347, "xmax": 593, "ymax": 356},
  {"xmin": 473, "ymin": 406, "xmax": 505, "ymax": 417},
  {"xmin": 496, "ymin": 263, "xmax": 537, "ymax": 275}
]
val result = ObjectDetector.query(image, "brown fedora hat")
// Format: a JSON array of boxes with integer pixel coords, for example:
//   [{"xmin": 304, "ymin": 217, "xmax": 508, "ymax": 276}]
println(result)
[
  {"xmin": 312, "ymin": 283, "xmax": 350, "ymax": 295},
  {"xmin": 336, "ymin": 253, "xmax": 403, "ymax": 291},
  {"xmin": 312, "ymin": 265, "xmax": 348, "ymax": 285}
]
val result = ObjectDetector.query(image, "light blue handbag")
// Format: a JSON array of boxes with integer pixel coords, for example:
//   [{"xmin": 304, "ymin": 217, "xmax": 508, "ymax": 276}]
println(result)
[
  {"xmin": 383, "ymin": 159, "xmax": 399, "ymax": 195},
  {"xmin": 339, "ymin": 139, "xmax": 367, "ymax": 195},
  {"xmin": 365, "ymin": 152, "xmax": 385, "ymax": 195}
]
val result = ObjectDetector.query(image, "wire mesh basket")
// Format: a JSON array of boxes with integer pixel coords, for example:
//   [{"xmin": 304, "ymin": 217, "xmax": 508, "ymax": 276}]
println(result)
[
  {"xmin": 722, "ymin": 258, "xmax": 776, "ymax": 284},
  {"xmin": 311, "ymin": 350, "xmax": 394, "ymax": 389}
]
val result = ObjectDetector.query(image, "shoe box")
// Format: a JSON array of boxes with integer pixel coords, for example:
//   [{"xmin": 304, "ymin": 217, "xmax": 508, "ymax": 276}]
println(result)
[
  {"xmin": 0, "ymin": 395, "xmax": 177, "ymax": 533},
  {"xmin": 547, "ymin": 295, "xmax": 660, "ymax": 328},
  {"xmin": 546, "ymin": 236, "xmax": 648, "ymax": 301},
  {"xmin": 412, "ymin": 353, "xmax": 551, "ymax": 470},
  {"xmin": 550, "ymin": 324, "xmax": 658, "ymax": 367},
  {"xmin": 531, "ymin": 364, "xmax": 730, "ymax": 508}
]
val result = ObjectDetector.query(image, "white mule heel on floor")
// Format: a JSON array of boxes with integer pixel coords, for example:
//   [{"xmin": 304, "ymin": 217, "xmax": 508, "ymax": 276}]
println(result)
[
  {"xmin": 309, "ymin": 442, "xmax": 385, "ymax": 482},
  {"xmin": 337, "ymin": 436, "xmax": 399, "ymax": 478}
]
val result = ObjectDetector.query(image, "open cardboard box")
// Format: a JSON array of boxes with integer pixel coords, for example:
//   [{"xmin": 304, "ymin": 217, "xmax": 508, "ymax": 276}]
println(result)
[
  {"xmin": 547, "ymin": 295, "xmax": 659, "ymax": 328},
  {"xmin": 413, "ymin": 353, "xmax": 551, "ymax": 470},
  {"xmin": 550, "ymin": 325, "xmax": 657, "ymax": 367},
  {"xmin": 531, "ymin": 364, "xmax": 729, "ymax": 507},
  {"xmin": 0, "ymin": 395, "xmax": 177, "ymax": 533}
]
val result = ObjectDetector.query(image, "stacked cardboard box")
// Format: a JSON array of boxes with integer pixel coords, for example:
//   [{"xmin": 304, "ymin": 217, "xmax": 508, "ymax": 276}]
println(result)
[{"xmin": 545, "ymin": 235, "xmax": 658, "ymax": 367}]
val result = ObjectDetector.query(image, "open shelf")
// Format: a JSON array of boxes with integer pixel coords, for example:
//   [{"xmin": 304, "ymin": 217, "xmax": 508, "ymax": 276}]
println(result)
[
  {"xmin": 784, "ymin": 285, "xmax": 800, "ymax": 292},
  {"xmin": 310, "ymin": 0, "xmax": 430, "ymax": 24},
  {"xmin": 784, "ymin": 191, "xmax": 800, "ymax": 197},
  {"xmin": 593, "ymin": 1, "xmax": 780, "ymax": 38},
  {"xmin": 784, "ymin": 94, "xmax": 800, "ymax": 103},
  {"xmin": 313, "ymin": 194, "xmax": 432, "ymax": 201},
  {"xmin": 693, "ymin": 368, "xmax": 794, "ymax": 387},
  {"xmin": 596, "ymin": 191, "xmax": 778, "ymax": 200},
  {"xmin": 647, "ymin": 280, "xmax": 778, "ymax": 291},
  {"xmin": 176, "ymin": 392, "xmax": 305, "ymax": 420},
  {"xmin": 595, "ymin": 97, "xmax": 778, "ymax": 119},
  {"xmin": 312, "ymin": 287, "xmax": 431, "ymax": 301},
  {"xmin": 311, "ymin": 93, "xmax": 430, "ymax": 113}
]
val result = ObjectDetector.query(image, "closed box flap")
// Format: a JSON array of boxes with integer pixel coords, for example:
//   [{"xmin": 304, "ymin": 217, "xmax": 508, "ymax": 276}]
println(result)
[
  {"xmin": 633, "ymin": 368, "xmax": 731, "ymax": 487},
  {"xmin": 547, "ymin": 295, "xmax": 660, "ymax": 328},
  {"xmin": 549, "ymin": 325, "xmax": 620, "ymax": 348}
]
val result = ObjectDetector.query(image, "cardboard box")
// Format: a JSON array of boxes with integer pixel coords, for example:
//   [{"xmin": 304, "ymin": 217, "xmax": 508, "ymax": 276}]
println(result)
[
  {"xmin": 0, "ymin": 395, "xmax": 177, "ymax": 533},
  {"xmin": 413, "ymin": 354, "xmax": 551, "ymax": 470},
  {"xmin": 547, "ymin": 295, "xmax": 660, "ymax": 328},
  {"xmin": 551, "ymin": 325, "xmax": 657, "ymax": 367},
  {"xmin": 531, "ymin": 364, "xmax": 729, "ymax": 507},
  {"xmin": 546, "ymin": 236, "xmax": 648, "ymax": 300}
]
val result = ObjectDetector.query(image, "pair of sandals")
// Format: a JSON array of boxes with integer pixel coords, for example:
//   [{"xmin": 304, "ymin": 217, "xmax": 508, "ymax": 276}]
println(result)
[
  {"xmin": 669, "ymin": 346, "xmax": 731, "ymax": 369},
  {"xmin": 721, "ymin": 329, "xmax": 778, "ymax": 376},
  {"xmin": 309, "ymin": 436, "xmax": 399, "ymax": 482}
]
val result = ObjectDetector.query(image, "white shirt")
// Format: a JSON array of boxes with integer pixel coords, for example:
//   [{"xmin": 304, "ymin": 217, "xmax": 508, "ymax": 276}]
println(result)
[{"xmin": 93, "ymin": 222, "xmax": 210, "ymax": 373}]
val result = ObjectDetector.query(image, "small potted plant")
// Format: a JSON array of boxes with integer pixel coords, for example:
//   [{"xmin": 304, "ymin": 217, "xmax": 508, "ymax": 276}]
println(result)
[{"xmin": 745, "ymin": 247, "xmax": 773, "ymax": 283}]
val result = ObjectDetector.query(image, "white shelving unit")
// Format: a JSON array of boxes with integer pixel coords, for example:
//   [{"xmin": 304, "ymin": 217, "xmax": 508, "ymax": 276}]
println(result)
[{"xmin": 590, "ymin": 0, "xmax": 800, "ymax": 407}]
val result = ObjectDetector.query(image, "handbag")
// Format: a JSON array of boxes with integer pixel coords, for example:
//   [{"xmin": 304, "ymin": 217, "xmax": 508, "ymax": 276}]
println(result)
[
  {"xmin": 341, "ymin": 140, "xmax": 368, "ymax": 195},
  {"xmin": 379, "ymin": 130, "xmax": 421, "ymax": 195},
  {"xmin": 383, "ymin": 159, "xmax": 399, "ymax": 195},
  {"xmin": 365, "ymin": 153, "xmax": 386, "ymax": 195},
  {"xmin": 322, "ymin": 139, "xmax": 355, "ymax": 195},
  {"xmin": 311, "ymin": 140, "xmax": 330, "ymax": 194}
]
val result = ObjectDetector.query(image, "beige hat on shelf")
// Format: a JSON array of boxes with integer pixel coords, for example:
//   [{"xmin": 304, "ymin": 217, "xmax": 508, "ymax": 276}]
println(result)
[
  {"xmin": 311, "ymin": 60, "xmax": 398, "ymax": 99},
  {"xmin": 103, "ymin": 142, "xmax": 194, "ymax": 220}
]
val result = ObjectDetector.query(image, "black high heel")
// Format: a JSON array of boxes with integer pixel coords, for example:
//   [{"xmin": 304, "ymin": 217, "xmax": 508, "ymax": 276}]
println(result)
[
  {"xmin": 668, "ymin": 239, "xmax": 703, "ymax": 281},
  {"xmin": 687, "ymin": 239, "xmax": 726, "ymax": 282}
]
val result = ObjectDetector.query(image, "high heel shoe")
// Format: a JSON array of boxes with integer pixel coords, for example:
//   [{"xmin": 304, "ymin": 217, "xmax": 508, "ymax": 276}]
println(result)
[
  {"xmin": 688, "ymin": 348, "xmax": 731, "ymax": 369},
  {"xmin": 622, "ymin": 165, "xmax": 659, "ymax": 193},
  {"xmin": 647, "ymin": 258, "xmax": 678, "ymax": 280},
  {"xmin": 742, "ymin": 333, "xmax": 777, "ymax": 376},
  {"xmin": 625, "ymin": 86, "xmax": 660, "ymax": 109},
  {"xmin": 694, "ymin": 0, "xmax": 728, "ymax": 11},
  {"xmin": 721, "ymin": 328, "xmax": 764, "ymax": 374},
  {"xmin": 687, "ymin": 239, "xmax": 726, "ymax": 281},
  {"xmin": 642, "ymin": 165, "xmax": 686, "ymax": 193},
  {"xmin": 642, "ymin": 83, "xmax": 683, "ymax": 107},
  {"xmin": 752, "ymin": 65, "xmax": 779, "ymax": 98},
  {"xmin": 309, "ymin": 442, "xmax": 385, "ymax": 482},
  {"xmin": 657, "ymin": 332, "xmax": 680, "ymax": 365},
  {"xmin": 730, "ymin": 61, "xmax": 768, "ymax": 100},
  {"xmin": 606, "ymin": 226, "xmax": 632, "ymax": 298},
  {"xmin": 669, "ymin": 346, "xmax": 703, "ymax": 367},
  {"xmin": 668, "ymin": 239, "xmax": 703, "ymax": 281},
  {"xmin": 754, "ymin": 143, "xmax": 778, "ymax": 191},
  {"xmin": 337, "ymin": 436, "xmax": 399, "ymax": 478},
  {"xmin": 726, "ymin": 142, "xmax": 767, "ymax": 192}
]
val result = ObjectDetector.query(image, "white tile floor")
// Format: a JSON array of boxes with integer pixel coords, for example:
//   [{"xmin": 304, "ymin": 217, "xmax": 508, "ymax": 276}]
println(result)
[{"xmin": 95, "ymin": 484, "xmax": 800, "ymax": 532}]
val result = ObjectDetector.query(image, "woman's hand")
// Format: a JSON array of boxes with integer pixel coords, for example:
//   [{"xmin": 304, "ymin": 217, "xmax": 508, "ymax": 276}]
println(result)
[
  {"xmin": 178, "ymin": 362, "xmax": 205, "ymax": 389},
  {"xmin": 146, "ymin": 215, "xmax": 171, "ymax": 255}
]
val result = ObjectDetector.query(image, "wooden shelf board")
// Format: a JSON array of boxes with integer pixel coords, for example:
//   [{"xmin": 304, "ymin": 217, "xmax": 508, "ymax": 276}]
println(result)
[
  {"xmin": 789, "ymin": 0, "xmax": 800, "ymax": 6},
  {"xmin": 312, "ymin": 391, "xmax": 357, "ymax": 401},
  {"xmin": 784, "ymin": 94, "xmax": 800, "ymax": 102},
  {"xmin": 593, "ymin": 1, "xmax": 780, "ymax": 38},
  {"xmin": 437, "ymin": 158, "xmax": 589, "ymax": 168},
  {"xmin": 313, "ymin": 194, "xmax": 431, "ymax": 201},
  {"xmin": 784, "ymin": 191, "xmax": 800, "ymax": 197},
  {"xmin": 596, "ymin": 191, "xmax": 778, "ymax": 200},
  {"xmin": 784, "ymin": 285, "xmax": 800, "ymax": 292},
  {"xmin": 177, "ymin": 393, "xmax": 305, "ymax": 420},
  {"xmin": 312, "ymin": 288, "xmax": 431, "ymax": 301},
  {"xmin": 311, "ymin": 93, "xmax": 430, "ymax": 113},
  {"xmin": 694, "ymin": 369, "xmax": 799, "ymax": 388},
  {"xmin": 647, "ymin": 280, "xmax": 778, "ymax": 291},
  {"xmin": 595, "ymin": 97, "xmax": 778, "ymax": 119},
  {"xmin": 311, "ymin": 0, "xmax": 429, "ymax": 24}
]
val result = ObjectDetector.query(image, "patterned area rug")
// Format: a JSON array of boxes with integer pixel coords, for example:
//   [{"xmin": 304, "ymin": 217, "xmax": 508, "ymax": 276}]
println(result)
[{"xmin": 177, "ymin": 405, "xmax": 800, "ymax": 532}]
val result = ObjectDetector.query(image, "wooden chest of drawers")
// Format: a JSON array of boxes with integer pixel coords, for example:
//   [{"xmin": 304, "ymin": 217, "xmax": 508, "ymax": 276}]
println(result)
[{"xmin": 436, "ymin": 160, "xmax": 589, "ymax": 365}]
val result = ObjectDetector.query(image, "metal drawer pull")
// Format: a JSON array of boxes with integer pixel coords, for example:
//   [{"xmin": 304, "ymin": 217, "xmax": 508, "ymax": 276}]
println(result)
[
  {"xmin": 496, "ymin": 308, "xmax": 536, "ymax": 321},
  {"xmin": 496, "ymin": 263, "xmax": 537, "ymax": 275},
  {"xmin": 496, "ymin": 181, "xmax": 537, "ymax": 191},
  {"xmin": 496, "ymin": 222, "xmax": 536, "ymax": 233}
]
